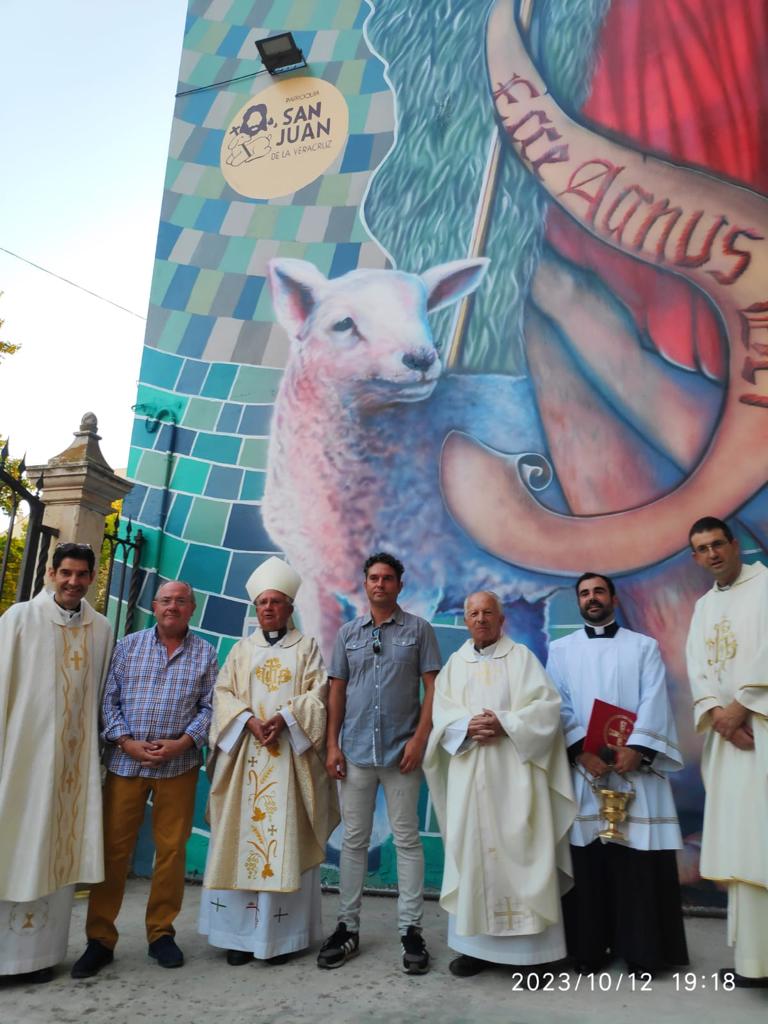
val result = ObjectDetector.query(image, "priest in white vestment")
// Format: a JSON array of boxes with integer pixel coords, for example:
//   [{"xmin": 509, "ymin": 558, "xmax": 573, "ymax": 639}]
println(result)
[
  {"xmin": 546, "ymin": 572, "xmax": 688, "ymax": 976},
  {"xmin": 424, "ymin": 591, "xmax": 576, "ymax": 977},
  {"xmin": 686, "ymin": 516, "xmax": 768, "ymax": 987},
  {"xmin": 199, "ymin": 557, "xmax": 339, "ymax": 964},
  {"xmin": 0, "ymin": 543, "xmax": 112, "ymax": 982}
]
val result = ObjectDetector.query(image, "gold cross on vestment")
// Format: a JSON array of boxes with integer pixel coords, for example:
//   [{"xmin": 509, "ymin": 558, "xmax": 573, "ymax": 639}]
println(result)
[
  {"xmin": 494, "ymin": 897, "xmax": 525, "ymax": 930},
  {"xmin": 23, "ymin": 913, "xmax": 35, "ymax": 929},
  {"xmin": 70, "ymin": 650, "xmax": 83, "ymax": 670}
]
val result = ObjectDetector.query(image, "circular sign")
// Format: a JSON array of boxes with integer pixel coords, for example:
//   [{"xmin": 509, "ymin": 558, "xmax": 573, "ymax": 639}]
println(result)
[{"xmin": 221, "ymin": 76, "xmax": 349, "ymax": 200}]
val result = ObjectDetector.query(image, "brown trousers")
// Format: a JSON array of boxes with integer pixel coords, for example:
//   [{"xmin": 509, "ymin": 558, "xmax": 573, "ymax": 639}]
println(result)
[{"xmin": 86, "ymin": 768, "xmax": 198, "ymax": 948}]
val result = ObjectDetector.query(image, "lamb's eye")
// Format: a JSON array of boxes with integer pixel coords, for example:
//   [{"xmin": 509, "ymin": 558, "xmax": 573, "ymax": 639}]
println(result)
[{"xmin": 332, "ymin": 317, "xmax": 355, "ymax": 333}]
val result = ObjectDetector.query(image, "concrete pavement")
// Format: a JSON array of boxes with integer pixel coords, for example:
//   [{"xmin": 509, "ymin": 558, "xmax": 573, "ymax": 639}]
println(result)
[{"xmin": 3, "ymin": 879, "xmax": 766, "ymax": 1024}]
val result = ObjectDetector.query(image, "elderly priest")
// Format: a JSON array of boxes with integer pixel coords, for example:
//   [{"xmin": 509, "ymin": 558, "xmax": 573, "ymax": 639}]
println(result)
[
  {"xmin": 199, "ymin": 557, "xmax": 339, "ymax": 964},
  {"xmin": 424, "ymin": 591, "xmax": 575, "ymax": 977}
]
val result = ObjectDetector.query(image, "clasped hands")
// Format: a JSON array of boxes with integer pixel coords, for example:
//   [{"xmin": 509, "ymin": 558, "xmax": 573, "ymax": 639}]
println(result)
[
  {"xmin": 467, "ymin": 708, "xmax": 504, "ymax": 744},
  {"xmin": 122, "ymin": 736, "xmax": 193, "ymax": 767},
  {"xmin": 247, "ymin": 713, "xmax": 285, "ymax": 747},
  {"xmin": 710, "ymin": 701, "xmax": 754, "ymax": 750},
  {"xmin": 577, "ymin": 745, "xmax": 643, "ymax": 779}
]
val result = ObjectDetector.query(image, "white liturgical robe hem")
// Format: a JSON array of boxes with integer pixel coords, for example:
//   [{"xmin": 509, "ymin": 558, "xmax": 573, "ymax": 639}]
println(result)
[
  {"xmin": 199, "ymin": 868, "xmax": 322, "ymax": 958},
  {"xmin": 546, "ymin": 627, "xmax": 684, "ymax": 851},
  {"xmin": 0, "ymin": 886, "xmax": 75, "ymax": 975},
  {"xmin": 448, "ymin": 914, "xmax": 566, "ymax": 966}
]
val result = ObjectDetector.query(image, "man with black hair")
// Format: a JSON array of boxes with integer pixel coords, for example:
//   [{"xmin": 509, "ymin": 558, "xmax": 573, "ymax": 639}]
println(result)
[
  {"xmin": 0, "ymin": 543, "xmax": 113, "ymax": 982},
  {"xmin": 546, "ymin": 572, "xmax": 688, "ymax": 977},
  {"xmin": 318, "ymin": 552, "xmax": 441, "ymax": 974},
  {"xmin": 686, "ymin": 516, "xmax": 768, "ymax": 987}
]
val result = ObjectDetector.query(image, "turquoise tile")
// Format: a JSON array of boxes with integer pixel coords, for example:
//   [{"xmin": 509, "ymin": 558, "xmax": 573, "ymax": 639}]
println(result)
[
  {"xmin": 171, "ymin": 457, "xmax": 209, "ymax": 494},
  {"xmin": 230, "ymin": 366, "xmax": 282, "ymax": 403},
  {"xmin": 201, "ymin": 363, "xmax": 238, "ymax": 399},
  {"xmin": 241, "ymin": 470, "xmax": 266, "ymax": 501},
  {"xmin": 184, "ymin": 497, "xmax": 230, "ymax": 545},
  {"xmin": 180, "ymin": 542, "xmax": 230, "ymax": 592},
  {"xmin": 140, "ymin": 347, "xmax": 182, "ymax": 390},
  {"xmin": 193, "ymin": 432, "xmax": 241, "ymax": 465}
]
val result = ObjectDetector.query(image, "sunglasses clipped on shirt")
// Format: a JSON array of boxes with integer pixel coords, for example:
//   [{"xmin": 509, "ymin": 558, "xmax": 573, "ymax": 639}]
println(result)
[{"xmin": 371, "ymin": 626, "xmax": 382, "ymax": 655}]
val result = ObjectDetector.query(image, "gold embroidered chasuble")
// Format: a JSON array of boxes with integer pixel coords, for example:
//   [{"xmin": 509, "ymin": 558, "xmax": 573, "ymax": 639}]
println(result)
[
  {"xmin": 0, "ymin": 590, "xmax": 113, "ymax": 902},
  {"xmin": 686, "ymin": 561, "xmax": 768, "ymax": 889},
  {"xmin": 205, "ymin": 629, "xmax": 339, "ymax": 892},
  {"xmin": 424, "ymin": 637, "xmax": 576, "ymax": 938}
]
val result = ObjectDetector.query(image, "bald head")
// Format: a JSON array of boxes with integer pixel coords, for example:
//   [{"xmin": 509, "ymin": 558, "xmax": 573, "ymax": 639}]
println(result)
[{"xmin": 464, "ymin": 591, "xmax": 505, "ymax": 648}]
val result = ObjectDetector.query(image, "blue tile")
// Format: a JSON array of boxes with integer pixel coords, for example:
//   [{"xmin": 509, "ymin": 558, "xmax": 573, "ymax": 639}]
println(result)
[
  {"xmin": 179, "ymin": 89, "xmax": 218, "ymax": 126},
  {"xmin": 140, "ymin": 347, "xmax": 181, "ymax": 390},
  {"xmin": 166, "ymin": 493, "xmax": 192, "ymax": 536},
  {"xmin": 202, "ymin": 595, "xmax": 247, "ymax": 636},
  {"xmin": 217, "ymin": 24, "xmax": 250, "ymax": 56},
  {"xmin": 223, "ymin": 551, "xmax": 263, "ymax": 598},
  {"xmin": 205, "ymin": 465, "xmax": 244, "ymax": 499},
  {"xmin": 361, "ymin": 58, "xmax": 388, "ymax": 94},
  {"xmin": 216, "ymin": 402, "xmax": 242, "ymax": 432},
  {"xmin": 192, "ymin": 432, "xmax": 241, "ymax": 464},
  {"xmin": 156, "ymin": 221, "xmax": 183, "ymax": 260},
  {"xmin": 131, "ymin": 418, "xmax": 157, "ymax": 449},
  {"xmin": 155, "ymin": 423, "xmax": 196, "ymax": 456},
  {"xmin": 177, "ymin": 359, "xmax": 208, "ymax": 395},
  {"xmin": 197, "ymin": 128, "xmax": 226, "ymax": 167},
  {"xmin": 180, "ymin": 543, "xmax": 229, "ymax": 591},
  {"xmin": 123, "ymin": 483, "xmax": 148, "ymax": 519},
  {"xmin": 202, "ymin": 363, "xmax": 238, "ymax": 399},
  {"xmin": 238, "ymin": 405, "xmax": 273, "ymax": 435},
  {"xmin": 330, "ymin": 243, "xmax": 361, "ymax": 278},
  {"xmin": 240, "ymin": 471, "xmax": 266, "ymax": 501},
  {"xmin": 178, "ymin": 314, "xmax": 216, "ymax": 357},
  {"xmin": 223, "ymin": 503, "xmax": 278, "ymax": 552},
  {"xmin": 195, "ymin": 200, "xmax": 227, "ymax": 234},
  {"xmin": 233, "ymin": 276, "xmax": 265, "ymax": 320},
  {"xmin": 140, "ymin": 486, "xmax": 168, "ymax": 529},
  {"xmin": 340, "ymin": 133, "xmax": 373, "ymax": 173},
  {"xmin": 164, "ymin": 265, "xmax": 199, "ymax": 311}
]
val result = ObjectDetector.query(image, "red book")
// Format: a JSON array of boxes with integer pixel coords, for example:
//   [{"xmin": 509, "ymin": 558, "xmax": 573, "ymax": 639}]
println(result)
[{"xmin": 583, "ymin": 699, "xmax": 637, "ymax": 756}]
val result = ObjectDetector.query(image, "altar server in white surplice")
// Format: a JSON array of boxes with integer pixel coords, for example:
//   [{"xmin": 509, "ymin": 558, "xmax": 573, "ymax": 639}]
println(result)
[
  {"xmin": 686, "ymin": 516, "xmax": 768, "ymax": 988},
  {"xmin": 424, "ymin": 591, "xmax": 576, "ymax": 977},
  {"xmin": 200, "ymin": 557, "xmax": 339, "ymax": 965},
  {"xmin": 546, "ymin": 572, "xmax": 688, "ymax": 978},
  {"xmin": 0, "ymin": 543, "xmax": 112, "ymax": 982}
]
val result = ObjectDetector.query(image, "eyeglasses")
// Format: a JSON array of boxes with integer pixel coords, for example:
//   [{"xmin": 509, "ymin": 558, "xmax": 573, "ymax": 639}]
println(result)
[
  {"xmin": 155, "ymin": 597, "xmax": 192, "ymax": 606},
  {"xmin": 371, "ymin": 626, "xmax": 382, "ymax": 655},
  {"xmin": 55, "ymin": 542, "xmax": 93, "ymax": 553},
  {"xmin": 693, "ymin": 539, "xmax": 730, "ymax": 555}
]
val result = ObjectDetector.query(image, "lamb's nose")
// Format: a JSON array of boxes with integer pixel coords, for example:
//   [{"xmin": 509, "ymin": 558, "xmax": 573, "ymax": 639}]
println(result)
[{"xmin": 402, "ymin": 349, "xmax": 436, "ymax": 372}]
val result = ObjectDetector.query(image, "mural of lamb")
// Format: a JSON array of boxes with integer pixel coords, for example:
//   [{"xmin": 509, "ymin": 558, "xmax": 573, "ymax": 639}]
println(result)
[{"xmin": 261, "ymin": 256, "xmax": 568, "ymax": 661}]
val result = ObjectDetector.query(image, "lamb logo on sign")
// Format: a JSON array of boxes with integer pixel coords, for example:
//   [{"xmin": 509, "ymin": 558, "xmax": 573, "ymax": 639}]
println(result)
[{"xmin": 221, "ymin": 76, "xmax": 349, "ymax": 200}]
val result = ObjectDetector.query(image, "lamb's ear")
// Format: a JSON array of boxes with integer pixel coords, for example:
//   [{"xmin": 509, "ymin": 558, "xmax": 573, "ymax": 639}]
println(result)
[
  {"xmin": 421, "ymin": 258, "xmax": 490, "ymax": 313},
  {"xmin": 268, "ymin": 259, "xmax": 328, "ymax": 337}
]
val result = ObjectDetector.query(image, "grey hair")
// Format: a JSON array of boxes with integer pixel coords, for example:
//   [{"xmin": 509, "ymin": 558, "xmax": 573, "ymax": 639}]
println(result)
[
  {"xmin": 155, "ymin": 579, "xmax": 196, "ymax": 604},
  {"xmin": 463, "ymin": 590, "xmax": 504, "ymax": 616}
]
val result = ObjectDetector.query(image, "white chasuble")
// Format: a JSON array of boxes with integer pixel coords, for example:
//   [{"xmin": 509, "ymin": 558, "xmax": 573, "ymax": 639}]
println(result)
[
  {"xmin": 546, "ymin": 627, "xmax": 684, "ymax": 851},
  {"xmin": 0, "ymin": 590, "xmax": 111, "ymax": 905},
  {"xmin": 0, "ymin": 886, "xmax": 75, "ymax": 975},
  {"xmin": 686, "ymin": 562, "xmax": 768, "ymax": 891},
  {"xmin": 424, "ymin": 637, "xmax": 576, "ymax": 942},
  {"xmin": 204, "ymin": 629, "xmax": 339, "ymax": 895}
]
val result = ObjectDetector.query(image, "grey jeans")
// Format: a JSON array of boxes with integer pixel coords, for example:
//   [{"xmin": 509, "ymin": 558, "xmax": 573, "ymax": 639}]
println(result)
[{"xmin": 337, "ymin": 762, "xmax": 424, "ymax": 934}]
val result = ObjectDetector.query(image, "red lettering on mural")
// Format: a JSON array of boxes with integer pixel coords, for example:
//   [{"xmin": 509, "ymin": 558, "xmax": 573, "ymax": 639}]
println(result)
[
  {"xmin": 504, "ymin": 110, "xmax": 567, "ymax": 179},
  {"xmin": 672, "ymin": 211, "xmax": 728, "ymax": 268},
  {"xmin": 558, "ymin": 160, "xmax": 625, "ymax": 225},
  {"xmin": 493, "ymin": 73, "xmax": 540, "ymax": 104},
  {"xmin": 628, "ymin": 199, "xmax": 682, "ymax": 260},
  {"xmin": 738, "ymin": 302, "xmax": 768, "ymax": 350},
  {"xmin": 600, "ymin": 184, "xmax": 655, "ymax": 243},
  {"xmin": 707, "ymin": 227, "xmax": 765, "ymax": 286}
]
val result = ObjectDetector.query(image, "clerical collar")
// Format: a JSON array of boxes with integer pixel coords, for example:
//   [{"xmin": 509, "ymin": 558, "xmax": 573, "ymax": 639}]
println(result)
[
  {"xmin": 50, "ymin": 591, "xmax": 82, "ymax": 622},
  {"xmin": 584, "ymin": 621, "xmax": 619, "ymax": 639},
  {"xmin": 265, "ymin": 627, "xmax": 288, "ymax": 646},
  {"xmin": 473, "ymin": 640, "xmax": 498, "ymax": 657}
]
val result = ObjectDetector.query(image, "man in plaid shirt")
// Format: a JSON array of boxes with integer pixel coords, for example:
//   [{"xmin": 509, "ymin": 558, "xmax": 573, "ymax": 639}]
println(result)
[{"xmin": 71, "ymin": 580, "xmax": 217, "ymax": 977}]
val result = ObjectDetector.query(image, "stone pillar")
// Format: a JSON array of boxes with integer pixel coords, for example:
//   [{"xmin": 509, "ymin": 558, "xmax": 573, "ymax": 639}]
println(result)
[{"xmin": 29, "ymin": 413, "xmax": 133, "ymax": 601}]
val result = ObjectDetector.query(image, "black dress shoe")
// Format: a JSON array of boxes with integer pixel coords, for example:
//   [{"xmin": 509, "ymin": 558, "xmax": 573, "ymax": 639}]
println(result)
[
  {"xmin": 720, "ymin": 967, "xmax": 768, "ymax": 988},
  {"xmin": 226, "ymin": 949, "xmax": 254, "ymax": 966},
  {"xmin": 71, "ymin": 940, "xmax": 114, "ymax": 979},
  {"xmin": 266, "ymin": 952, "xmax": 293, "ymax": 965},
  {"xmin": 148, "ymin": 935, "xmax": 184, "ymax": 968},
  {"xmin": 449, "ymin": 955, "xmax": 488, "ymax": 977},
  {"xmin": 22, "ymin": 967, "xmax": 55, "ymax": 983}
]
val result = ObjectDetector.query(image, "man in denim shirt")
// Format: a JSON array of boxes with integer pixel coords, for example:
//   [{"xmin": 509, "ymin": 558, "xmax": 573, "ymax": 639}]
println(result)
[{"xmin": 317, "ymin": 553, "xmax": 441, "ymax": 974}]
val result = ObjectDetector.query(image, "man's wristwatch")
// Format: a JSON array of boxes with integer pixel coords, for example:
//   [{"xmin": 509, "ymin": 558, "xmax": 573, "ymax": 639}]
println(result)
[{"xmin": 116, "ymin": 735, "xmax": 133, "ymax": 750}]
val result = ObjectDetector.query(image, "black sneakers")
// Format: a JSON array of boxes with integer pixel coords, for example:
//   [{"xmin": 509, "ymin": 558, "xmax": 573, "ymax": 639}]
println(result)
[
  {"xmin": 316, "ymin": 923, "xmax": 360, "ymax": 969},
  {"xmin": 71, "ymin": 940, "xmax": 114, "ymax": 979},
  {"xmin": 401, "ymin": 925, "xmax": 430, "ymax": 975}
]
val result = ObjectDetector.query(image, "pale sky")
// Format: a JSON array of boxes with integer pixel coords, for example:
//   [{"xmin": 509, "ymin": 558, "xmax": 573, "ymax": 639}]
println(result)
[{"xmin": 1, "ymin": 0, "xmax": 187, "ymax": 470}]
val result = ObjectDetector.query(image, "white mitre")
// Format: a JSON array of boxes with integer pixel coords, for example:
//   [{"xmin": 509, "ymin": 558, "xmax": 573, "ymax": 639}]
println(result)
[{"xmin": 245, "ymin": 556, "xmax": 302, "ymax": 603}]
